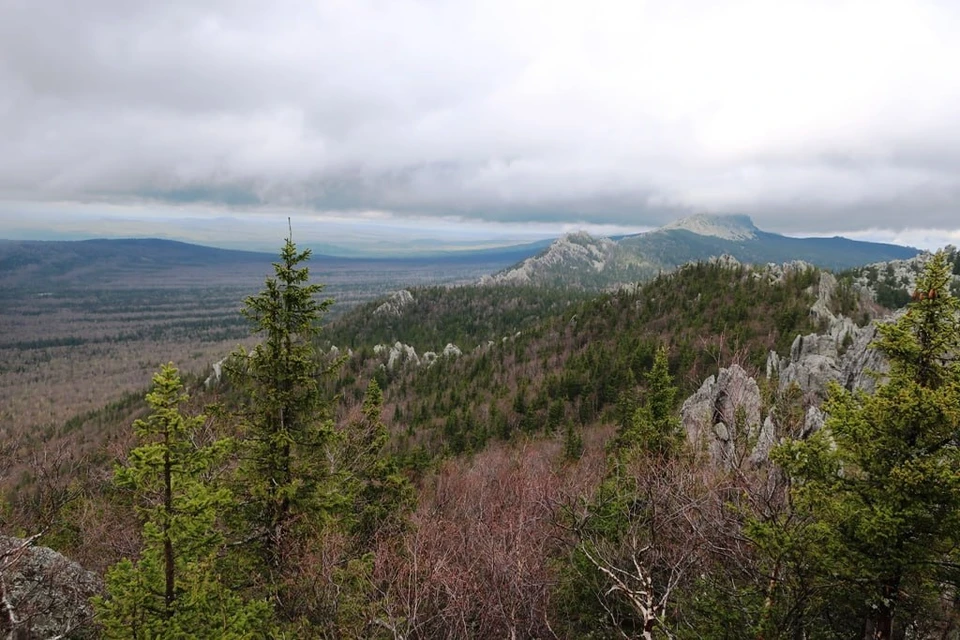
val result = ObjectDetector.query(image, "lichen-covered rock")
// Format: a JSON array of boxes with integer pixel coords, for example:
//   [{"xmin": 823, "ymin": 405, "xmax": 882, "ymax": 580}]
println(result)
[
  {"xmin": 681, "ymin": 365, "xmax": 764, "ymax": 468},
  {"xmin": 803, "ymin": 406, "xmax": 825, "ymax": 438},
  {"xmin": 778, "ymin": 333, "xmax": 840, "ymax": 398},
  {"xmin": 838, "ymin": 319, "xmax": 890, "ymax": 394},
  {"xmin": 386, "ymin": 342, "xmax": 419, "ymax": 370},
  {"xmin": 442, "ymin": 343, "xmax": 462, "ymax": 358},
  {"xmin": 749, "ymin": 416, "xmax": 778, "ymax": 465},
  {"xmin": 686, "ymin": 268, "xmax": 901, "ymax": 465},
  {"xmin": 0, "ymin": 536, "xmax": 101, "ymax": 639},
  {"xmin": 373, "ymin": 290, "xmax": 415, "ymax": 318}
]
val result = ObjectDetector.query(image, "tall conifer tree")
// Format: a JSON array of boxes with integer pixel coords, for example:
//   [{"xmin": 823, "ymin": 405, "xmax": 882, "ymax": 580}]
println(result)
[
  {"xmin": 229, "ymin": 228, "xmax": 340, "ymax": 614},
  {"xmin": 774, "ymin": 251, "xmax": 960, "ymax": 638},
  {"xmin": 94, "ymin": 364, "xmax": 271, "ymax": 638}
]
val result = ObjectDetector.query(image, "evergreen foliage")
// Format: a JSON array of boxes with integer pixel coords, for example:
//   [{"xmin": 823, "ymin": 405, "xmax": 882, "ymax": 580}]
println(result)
[
  {"xmin": 93, "ymin": 364, "xmax": 271, "ymax": 638},
  {"xmin": 340, "ymin": 379, "xmax": 415, "ymax": 543},
  {"xmin": 771, "ymin": 251, "xmax": 960, "ymax": 637},
  {"xmin": 612, "ymin": 346, "xmax": 682, "ymax": 456},
  {"xmin": 556, "ymin": 347, "xmax": 684, "ymax": 638},
  {"xmin": 227, "ymin": 232, "xmax": 341, "ymax": 616}
]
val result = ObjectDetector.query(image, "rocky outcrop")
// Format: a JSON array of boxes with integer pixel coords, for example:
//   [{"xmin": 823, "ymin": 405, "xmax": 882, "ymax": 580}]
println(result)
[
  {"xmin": 374, "ymin": 290, "xmax": 415, "ymax": 318},
  {"xmin": 480, "ymin": 232, "xmax": 619, "ymax": 287},
  {"xmin": 838, "ymin": 321, "xmax": 888, "ymax": 393},
  {"xmin": 773, "ymin": 270, "xmax": 882, "ymax": 399},
  {"xmin": 376, "ymin": 341, "xmax": 461, "ymax": 371},
  {"xmin": 663, "ymin": 214, "xmax": 758, "ymax": 241},
  {"xmin": 684, "ymin": 270, "xmax": 892, "ymax": 466},
  {"xmin": 0, "ymin": 536, "xmax": 101, "ymax": 639},
  {"xmin": 374, "ymin": 342, "xmax": 420, "ymax": 370},
  {"xmin": 681, "ymin": 365, "xmax": 766, "ymax": 468},
  {"xmin": 761, "ymin": 260, "xmax": 817, "ymax": 285},
  {"xmin": 777, "ymin": 333, "xmax": 840, "ymax": 398},
  {"xmin": 204, "ymin": 356, "xmax": 228, "ymax": 388},
  {"xmin": 849, "ymin": 246, "xmax": 959, "ymax": 303}
]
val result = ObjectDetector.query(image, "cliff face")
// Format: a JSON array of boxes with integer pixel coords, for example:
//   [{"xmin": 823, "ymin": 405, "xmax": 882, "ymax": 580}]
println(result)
[
  {"xmin": 681, "ymin": 269, "xmax": 890, "ymax": 467},
  {"xmin": 0, "ymin": 535, "xmax": 101, "ymax": 639}
]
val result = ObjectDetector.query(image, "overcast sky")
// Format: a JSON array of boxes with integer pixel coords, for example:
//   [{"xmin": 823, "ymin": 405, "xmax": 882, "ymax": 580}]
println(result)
[{"xmin": 1, "ymin": 0, "xmax": 959, "ymax": 252}]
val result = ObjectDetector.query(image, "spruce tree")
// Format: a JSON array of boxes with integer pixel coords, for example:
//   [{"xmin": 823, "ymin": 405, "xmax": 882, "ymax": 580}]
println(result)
[
  {"xmin": 228, "ymin": 230, "xmax": 340, "ymax": 612},
  {"xmin": 774, "ymin": 251, "xmax": 960, "ymax": 637},
  {"xmin": 341, "ymin": 379, "xmax": 414, "ymax": 543},
  {"xmin": 93, "ymin": 364, "xmax": 271, "ymax": 638},
  {"xmin": 613, "ymin": 346, "xmax": 681, "ymax": 456}
]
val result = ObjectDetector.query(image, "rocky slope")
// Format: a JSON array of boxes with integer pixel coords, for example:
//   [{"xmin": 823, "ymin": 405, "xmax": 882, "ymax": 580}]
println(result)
[
  {"xmin": 484, "ymin": 214, "xmax": 919, "ymax": 290},
  {"xmin": 844, "ymin": 246, "xmax": 960, "ymax": 308},
  {"xmin": 680, "ymin": 267, "xmax": 890, "ymax": 468},
  {"xmin": 660, "ymin": 213, "xmax": 759, "ymax": 241},
  {"xmin": 479, "ymin": 231, "xmax": 652, "ymax": 288}
]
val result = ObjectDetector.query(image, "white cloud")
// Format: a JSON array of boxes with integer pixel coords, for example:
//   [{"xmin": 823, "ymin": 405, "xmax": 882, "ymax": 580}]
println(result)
[{"xmin": 0, "ymin": 0, "xmax": 958, "ymax": 237}]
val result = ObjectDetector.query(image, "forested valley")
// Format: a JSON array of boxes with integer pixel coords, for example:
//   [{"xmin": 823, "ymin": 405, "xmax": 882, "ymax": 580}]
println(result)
[{"xmin": 3, "ymin": 237, "xmax": 960, "ymax": 640}]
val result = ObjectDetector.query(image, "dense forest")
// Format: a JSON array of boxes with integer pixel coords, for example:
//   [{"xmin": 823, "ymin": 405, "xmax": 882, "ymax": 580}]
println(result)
[{"xmin": 2, "ymin": 239, "xmax": 960, "ymax": 639}]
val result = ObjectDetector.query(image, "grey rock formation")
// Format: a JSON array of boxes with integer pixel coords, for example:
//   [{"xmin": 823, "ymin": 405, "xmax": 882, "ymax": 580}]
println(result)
[
  {"xmin": 750, "ymin": 416, "xmax": 778, "ymax": 465},
  {"xmin": 803, "ymin": 406, "xmax": 825, "ymax": 438},
  {"xmin": 204, "ymin": 356, "xmax": 227, "ymax": 388},
  {"xmin": 838, "ymin": 320, "xmax": 889, "ymax": 394},
  {"xmin": 848, "ymin": 247, "xmax": 959, "ymax": 306},
  {"xmin": 442, "ymin": 343, "xmax": 462, "ymax": 358},
  {"xmin": 0, "ymin": 536, "xmax": 101, "ymax": 639},
  {"xmin": 373, "ymin": 342, "xmax": 420, "ymax": 371},
  {"xmin": 774, "ymin": 270, "xmax": 888, "ymax": 399},
  {"xmin": 765, "ymin": 350, "xmax": 781, "ymax": 379},
  {"xmin": 373, "ymin": 290, "xmax": 415, "ymax": 318},
  {"xmin": 778, "ymin": 333, "xmax": 841, "ymax": 398},
  {"xmin": 681, "ymin": 365, "xmax": 765, "ymax": 468},
  {"xmin": 684, "ymin": 267, "xmax": 898, "ymax": 466},
  {"xmin": 708, "ymin": 254, "xmax": 742, "ymax": 269},
  {"xmin": 751, "ymin": 260, "xmax": 816, "ymax": 286},
  {"xmin": 480, "ymin": 231, "xmax": 620, "ymax": 286},
  {"xmin": 420, "ymin": 344, "xmax": 461, "ymax": 367}
]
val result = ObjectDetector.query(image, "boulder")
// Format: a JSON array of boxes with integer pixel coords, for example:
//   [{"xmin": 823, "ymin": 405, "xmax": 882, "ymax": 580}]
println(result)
[{"xmin": 0, "ymin": 536, "xmax": 101, "ymax": 639}]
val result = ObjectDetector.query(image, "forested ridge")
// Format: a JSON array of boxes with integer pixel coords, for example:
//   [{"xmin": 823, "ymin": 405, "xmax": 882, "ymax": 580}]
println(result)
[{"xmin": 2, "ymin": 239, "xmax": 959, "ymax": 639}]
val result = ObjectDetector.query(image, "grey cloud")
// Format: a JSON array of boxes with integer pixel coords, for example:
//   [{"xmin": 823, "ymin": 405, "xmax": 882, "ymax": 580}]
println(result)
[{"xmin": 1, "ymin": 0, "xmax": 959, "ymax": 234}]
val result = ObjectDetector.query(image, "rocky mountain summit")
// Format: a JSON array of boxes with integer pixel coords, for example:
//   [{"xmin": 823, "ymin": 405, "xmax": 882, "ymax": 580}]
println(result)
[
  {"xmin": 484, "ymin": 214, "xmax": 918, "ymax": 290},
  {"xmin": 681, "ymin": 264, "xmax": 890, "ymax": 468},
  {"xmin": 479, "ymin": 232, "xmax": 643, "ymax": 288},
  {"xmin": 373, "ymin": 289, "xmax": 416, "ymax": 318},
  {"xmin": 661, "ymin": 213, "xmax": 758, "ymax": 241}
]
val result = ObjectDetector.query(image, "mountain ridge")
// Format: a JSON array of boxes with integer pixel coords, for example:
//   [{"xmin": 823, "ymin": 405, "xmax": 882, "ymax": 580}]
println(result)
[
  {"xmin": 484, "ymin": 214, "xmax": 920, "ymax": 288},
  {"xmin": 0, "ymin": 236, "xmax": 554, "ymax": 294}
]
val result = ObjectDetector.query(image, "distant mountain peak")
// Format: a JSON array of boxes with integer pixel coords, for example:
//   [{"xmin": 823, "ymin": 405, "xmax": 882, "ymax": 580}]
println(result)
[
  {"xmin": 482, "ymin": 213, "xmax": 918, "ymax": 289},
  {"xmin": 661, "ymin": 214, "xmax": 758, "ymax": 241}
]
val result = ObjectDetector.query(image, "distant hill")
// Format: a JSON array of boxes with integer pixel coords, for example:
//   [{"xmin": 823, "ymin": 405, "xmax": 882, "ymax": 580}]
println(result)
[
  {"xmin": 0, "ymin": 238, "xmax": 279, "ymax": 289},
  {"xmin": 0, "ymin": 237, "xmax": 551, "ymax": 294},
  {"xmin": 483, "ymin": 214, "xmax": 921, "ymax": 288}
]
